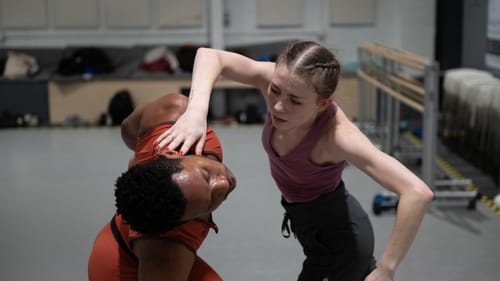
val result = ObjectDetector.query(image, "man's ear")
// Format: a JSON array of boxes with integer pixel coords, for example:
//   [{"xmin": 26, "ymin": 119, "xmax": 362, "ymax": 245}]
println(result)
[{"xmin": 157, "ymin": 150, "xmax": 181, "ymax": 159}]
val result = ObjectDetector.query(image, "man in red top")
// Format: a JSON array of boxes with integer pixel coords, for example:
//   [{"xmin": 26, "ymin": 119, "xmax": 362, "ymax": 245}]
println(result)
[{"xmin": 88, "ymin": 93, "xmax": 236, "ymax": 281}]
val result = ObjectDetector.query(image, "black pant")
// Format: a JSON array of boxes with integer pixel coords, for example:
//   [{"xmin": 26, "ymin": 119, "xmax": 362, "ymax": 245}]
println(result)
[{"xmin": 281, "ymin": 182, "xmax": 376, "ymax": 281}]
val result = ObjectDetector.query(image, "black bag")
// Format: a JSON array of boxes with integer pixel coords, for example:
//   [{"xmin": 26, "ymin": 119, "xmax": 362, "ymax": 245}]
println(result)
[
  {"xmin": 176, "ymin": 45, "xmax": 201, "ymax": 72},
  {"xmin": 58, "ymin": 47, "xmax": 114, "ymax": 76},
  {"xmin": 0, "ymin": 58, "xmax": 6, "ymax": 74},
  {"xmin": 108, "ymin": 90, "xmax": 134, "ymax": 125},
  {"xmin": 0, "ymin": 110, "xmax": 22, "ymax": 128}
]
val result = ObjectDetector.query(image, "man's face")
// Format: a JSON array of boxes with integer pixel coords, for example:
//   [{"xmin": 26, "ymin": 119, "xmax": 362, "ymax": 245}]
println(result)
[{"xmin": 172, "ymin": 155, "xmax": 236, "ymax": 221}]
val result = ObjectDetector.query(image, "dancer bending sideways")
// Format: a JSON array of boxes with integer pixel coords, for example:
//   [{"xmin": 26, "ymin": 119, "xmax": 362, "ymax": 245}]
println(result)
[
  {"xmin": 155, "ymin": 41, "xmax": 434, "ymax": 281},
  {"xmin": 88, "ymin": 93, "xmax": 236, "ymax": 281}
]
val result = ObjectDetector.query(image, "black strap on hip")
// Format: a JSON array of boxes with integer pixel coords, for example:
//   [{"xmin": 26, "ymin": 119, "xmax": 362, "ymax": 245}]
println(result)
[
  {"xmin": 281, "ymin": 212, "xmax": 292, "ymax": 238},
  {"xmin": 110, "ymin": 215, "xmax": 139, "ymax": 262}
]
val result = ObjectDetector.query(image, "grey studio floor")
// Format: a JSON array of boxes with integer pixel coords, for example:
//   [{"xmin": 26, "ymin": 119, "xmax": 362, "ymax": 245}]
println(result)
[{"xmin": 1, "ymin": 125, "xmax": 499, "ymax": 281}]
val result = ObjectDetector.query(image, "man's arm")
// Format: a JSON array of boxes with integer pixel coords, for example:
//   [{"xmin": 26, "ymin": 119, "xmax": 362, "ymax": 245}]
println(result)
[
  {"xmin": 121, "ymin": 93, "xmax": 188, "ymax": 152},
  {"xmin": 133, "ymin": 238, "xmax": 195, "ymax": 281},
  {"xmin": 121, "ymin": 103, "xmax": 147, "ymax": 151}
]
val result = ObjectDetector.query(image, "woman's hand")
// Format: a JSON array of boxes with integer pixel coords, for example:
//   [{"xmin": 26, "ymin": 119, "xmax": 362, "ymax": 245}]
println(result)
[
  {"xmin": 364, "ymin": 265, "xmax": 394, "ymax": 281},
  {"xmin": 154, "ymin": 110, "xmax": 208, "ymax": 156}
]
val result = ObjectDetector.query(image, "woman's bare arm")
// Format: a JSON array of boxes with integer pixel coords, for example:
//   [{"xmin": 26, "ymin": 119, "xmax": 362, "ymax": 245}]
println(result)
[
  {"xmin": 329, "ymin": 117, "xmax": 433, "ymax": 279},
  {"xmin": 156, "ymin": 47, "xmax": 274, "ymax": 155}
]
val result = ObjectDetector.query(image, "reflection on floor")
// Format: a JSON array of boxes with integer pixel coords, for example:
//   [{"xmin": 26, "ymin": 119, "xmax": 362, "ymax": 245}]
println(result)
[{"xmin": 0, "ymin": 126, "xmax": 499, "ymax": 281}]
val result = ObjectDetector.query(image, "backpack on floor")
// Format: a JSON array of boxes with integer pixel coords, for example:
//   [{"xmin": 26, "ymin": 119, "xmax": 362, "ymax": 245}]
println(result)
[
  {"xmin": 58, "ymin": 47, "xmax": 114, "ymax": 76},
  {"xmin": 108, "ymin": 90, "xmax": 134, "ymax": 125}
]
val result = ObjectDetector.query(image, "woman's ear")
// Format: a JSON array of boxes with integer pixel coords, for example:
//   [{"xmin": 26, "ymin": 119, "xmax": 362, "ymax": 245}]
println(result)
[
  {"xmin": 157, "ymin": 150, "xmax": 181, "ymax": 159},
  {"xmin": 318, "ymin": 97, "xmax": 333, "ymax": 112}
]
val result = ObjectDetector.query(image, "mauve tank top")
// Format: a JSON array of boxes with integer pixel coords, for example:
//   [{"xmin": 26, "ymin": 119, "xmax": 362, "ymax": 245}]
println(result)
[{"xmin": 261, "ymin": 103, "xmax": 346, "ymax": 203}]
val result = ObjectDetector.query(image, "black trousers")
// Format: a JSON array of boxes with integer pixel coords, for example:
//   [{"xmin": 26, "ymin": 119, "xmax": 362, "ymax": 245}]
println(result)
[{"xmin": 281, "ymin": 181, "xmax": 376, "ymax": 281}]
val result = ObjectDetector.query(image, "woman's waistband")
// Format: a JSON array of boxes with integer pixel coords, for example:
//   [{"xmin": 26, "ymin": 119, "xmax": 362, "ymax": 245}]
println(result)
[{"xmin": 281, "ymin": 181, "xmax": 351, "ymax": 222}]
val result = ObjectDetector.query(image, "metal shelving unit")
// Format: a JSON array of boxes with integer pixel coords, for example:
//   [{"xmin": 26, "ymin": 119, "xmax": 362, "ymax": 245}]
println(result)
[{"xmin": 356, "ymin": 42, "xmax": 477, "ymax": 213}]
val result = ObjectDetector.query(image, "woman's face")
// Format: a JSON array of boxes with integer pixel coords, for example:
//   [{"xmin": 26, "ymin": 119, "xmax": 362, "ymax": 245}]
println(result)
[
  {"xmin": 265, "ymin": 64, "xmax": 330, "ymax": 132},
  {"xmin": 171, "ymin": 155, "xmax": 237, "ymax": 221}
]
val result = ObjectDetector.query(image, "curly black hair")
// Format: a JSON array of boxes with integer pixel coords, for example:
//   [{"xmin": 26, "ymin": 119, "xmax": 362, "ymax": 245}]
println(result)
[{"xmin": 114, "ymin": 157, "xmax": 186, "ymax": 234}]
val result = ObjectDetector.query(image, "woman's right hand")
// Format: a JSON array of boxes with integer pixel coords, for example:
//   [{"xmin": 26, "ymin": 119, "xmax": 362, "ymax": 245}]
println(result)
[{"xmin": 154, "ymin": 110, "xmax": 208, "ymax": 156}]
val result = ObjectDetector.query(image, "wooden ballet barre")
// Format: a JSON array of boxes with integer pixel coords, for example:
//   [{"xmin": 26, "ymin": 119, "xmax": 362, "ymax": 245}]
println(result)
[
  {"xmin": 397, "ymin": 87, "xmax": 424, "ymax": 105},
  {"xmin": 359, "ymin": 42, "xmax": 428, "ymax": 64},
  {"xmin": 393, "ymin": 72, "xmax": 423, "ymax": 86},
  {"xmin": 357, "ymin": 69, "xmax": 424, "ymax": 112},
  {"xmin": 390, "ymin": 73, "xmax": 427, "ymax": 103},
  {"xmin": 388, "ymin": 81, "xmax": 424, "ymax": 105},
  {"xmin": 388, "ymin": 75, "xmax": 425, "ymax": 96},
  {"xmin": 358, "ymin": 42, "xmax": 429, "ymax": 70},
  {"xmin": 358, "ymin": 42, "xmax": 443, "ymax": 189}
]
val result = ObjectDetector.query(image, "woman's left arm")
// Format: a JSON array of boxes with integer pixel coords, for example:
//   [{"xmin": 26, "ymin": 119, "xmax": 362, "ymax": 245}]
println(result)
[{"xmin": 333, "ymin": 121, "xmax": 433, "ymax": 280}]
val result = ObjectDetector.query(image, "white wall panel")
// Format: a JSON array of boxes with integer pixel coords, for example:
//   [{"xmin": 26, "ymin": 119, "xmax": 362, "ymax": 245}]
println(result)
[
  {"xmin": 157, "ymin": 0, "xmax": 203, "ymax": 27},
  {"xmin": 330, "ymin": 0, "xmax": 375, "ymax": 25},
  {"xmin": 53, "ymin": 0, "xmax": 98, "ymax": 28},
  {"xmin": 105, "ymin": 0, "xmax": 149, "ymax": 27},
  {"xmin": 1, "ymin": 0, "xmax": 47, "ymax": 28},
  {"xmin": 256, "ymin": 0, "xmax": 303, "ymax": 27}
]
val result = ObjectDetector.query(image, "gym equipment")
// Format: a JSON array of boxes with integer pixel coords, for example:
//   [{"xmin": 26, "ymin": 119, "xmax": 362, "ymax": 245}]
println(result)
[
  {"xmin": 357, "ymin": 43, "xmax": 478, "ymax": 214},
  {"xmin": 372, "ymin": 192, "xmax": 399, "ymax": 215},
  {"xmin": 372, "ymin": 187, "xmax": 479, "ymax": 215}
]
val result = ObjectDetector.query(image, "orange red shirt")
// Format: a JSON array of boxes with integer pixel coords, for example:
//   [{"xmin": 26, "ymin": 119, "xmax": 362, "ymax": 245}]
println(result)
[
  {"xmin": 88, "ymin": 123, "xmax": 224, "ymax": 281},
  {"xmin": 122, "ymin": 123, "xmax": 223, "ymax": 254}
]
